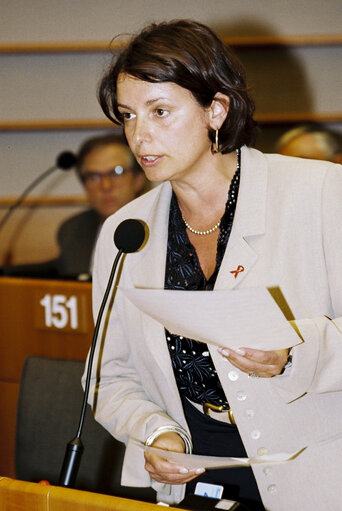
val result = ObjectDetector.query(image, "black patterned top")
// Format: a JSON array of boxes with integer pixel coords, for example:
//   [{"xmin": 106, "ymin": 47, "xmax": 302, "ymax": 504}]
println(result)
[{"xmin": 164, "ymin": 159, "xmax": 240, "ymax": 408}]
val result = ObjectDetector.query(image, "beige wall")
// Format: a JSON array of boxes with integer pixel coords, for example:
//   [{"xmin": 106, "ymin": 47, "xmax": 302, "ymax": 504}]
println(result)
[
  {"xmin": 1, "ymin": 0, "xmax": 342, "ymax": 263},
  {"xmin": 1, "ymin": 0, "xmax": 341, "ymax": 41}
]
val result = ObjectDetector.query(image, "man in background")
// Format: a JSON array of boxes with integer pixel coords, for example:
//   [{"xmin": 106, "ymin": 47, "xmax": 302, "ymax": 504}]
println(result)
[
  {"xmin": 56, "ymin": 133, "xmax": 146, "ymax": 279},
  {"xmin": 2, "ymin": 133, "xmax": 146, "ymax": 280},
  {"xmin": 275, "ymin": 124, "xmax": 342, "ymax": 163}
]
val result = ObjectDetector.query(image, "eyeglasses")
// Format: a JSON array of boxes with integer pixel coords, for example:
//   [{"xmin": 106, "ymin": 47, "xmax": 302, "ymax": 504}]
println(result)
[{"xmin": 81, "ymin": 166, "xmax": 132, "ymax": 187}]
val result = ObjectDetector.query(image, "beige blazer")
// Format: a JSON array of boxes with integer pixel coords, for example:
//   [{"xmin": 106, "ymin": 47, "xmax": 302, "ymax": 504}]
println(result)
[{"xmin": 86, "ymin": 146, "xmax": 342, "ymax": 511}]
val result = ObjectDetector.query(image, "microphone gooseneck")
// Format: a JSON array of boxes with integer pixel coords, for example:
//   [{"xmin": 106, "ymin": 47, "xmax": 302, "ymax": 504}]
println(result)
[
  {"xmin": 0, "ymin": 151, "xmax": 76, "ymax": 233},
  {"xmin": 58, "ymin": 219, "xmax": 147, "ymax": 488}
]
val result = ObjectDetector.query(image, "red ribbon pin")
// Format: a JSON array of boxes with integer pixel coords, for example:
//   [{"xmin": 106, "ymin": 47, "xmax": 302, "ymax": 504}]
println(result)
[{"xmin": 230, "ymin": 265, "xmax": 245, "ymax": 279}]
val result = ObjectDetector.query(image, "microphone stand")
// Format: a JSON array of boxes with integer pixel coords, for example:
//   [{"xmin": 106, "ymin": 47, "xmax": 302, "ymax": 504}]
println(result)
[
  {"xmin": 0, "ymin": 151, "xmax": 76, "ymax": 233},
  {"xmin": 58, "ymin": 248, "xmax": 123, "ymax": 488},
  {"xmin": 0, "ymin": 151, "xmax": 76, "ymax": 231},
  {"xmin": 0, "ymin": 166, "xmax": 57, "ymax": 232}
]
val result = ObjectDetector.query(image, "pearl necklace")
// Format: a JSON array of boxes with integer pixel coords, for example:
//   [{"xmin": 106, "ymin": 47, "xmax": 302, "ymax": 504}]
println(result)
[
  {"xmin": 182, "ymin": 149, "xmax": 240, "ymax": 236},
  {"xmin": 182, "ymin": 217, "xmax": 221, "ymax": 236}
]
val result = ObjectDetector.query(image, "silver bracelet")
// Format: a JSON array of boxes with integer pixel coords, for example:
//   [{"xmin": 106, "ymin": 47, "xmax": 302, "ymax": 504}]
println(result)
[{"xmin": 145, "ymin": 425, "xmax": 193, "ymax": 454}]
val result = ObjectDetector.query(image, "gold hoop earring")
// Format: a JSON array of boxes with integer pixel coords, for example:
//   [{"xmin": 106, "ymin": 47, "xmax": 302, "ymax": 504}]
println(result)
[{"xmin": 211, "ymin": 128, "xmax": 220, "ymax": 154}]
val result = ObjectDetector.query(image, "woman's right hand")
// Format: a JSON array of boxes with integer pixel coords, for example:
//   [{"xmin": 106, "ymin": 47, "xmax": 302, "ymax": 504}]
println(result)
[{"xmin": 144, "ymin": 431, "xmax": 205, "ymax": 484}]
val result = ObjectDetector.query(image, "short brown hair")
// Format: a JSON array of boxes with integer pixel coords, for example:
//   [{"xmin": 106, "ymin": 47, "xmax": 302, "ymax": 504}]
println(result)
[{"xmin": 98, "ymin": 19, "xmax": 257, "ymax": 154}]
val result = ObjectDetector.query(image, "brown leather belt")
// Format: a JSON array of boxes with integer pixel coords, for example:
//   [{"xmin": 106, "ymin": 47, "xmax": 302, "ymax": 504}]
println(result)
[{"xmin": 187, "ymin": 398, "xmax": 235, "ymax": 425}]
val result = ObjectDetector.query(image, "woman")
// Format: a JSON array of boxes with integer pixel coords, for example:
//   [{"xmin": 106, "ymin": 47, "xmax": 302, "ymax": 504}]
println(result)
[{"xmin": 86, "ymin": 20, "xmax": 342, "ymax": 511}]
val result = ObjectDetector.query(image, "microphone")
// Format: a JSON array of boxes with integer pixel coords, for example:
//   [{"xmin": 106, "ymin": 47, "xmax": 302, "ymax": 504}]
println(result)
[
  {"xmin": 0, "ymin": 151, "xmax": 76, "ymax": 232},
  {"xmin": 114, "ymin": 218, "xmax": 147, "ymax": 253},
  {"xmin": 56, "ymin": 151, "xmax": 77, "ymax": 171},
  {"xmin": 58, "ymin": 218, "xmax": 147, "ymax": 488}
]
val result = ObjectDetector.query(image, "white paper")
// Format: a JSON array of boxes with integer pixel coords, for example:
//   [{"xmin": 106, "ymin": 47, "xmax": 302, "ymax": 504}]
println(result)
[
  {"xmin": 144, "ymin": 445, "xmax": 307, "ymax": 470},
  {"xmin": 120, "ymin": 287, "xmax": 301, "ymax": 350}
]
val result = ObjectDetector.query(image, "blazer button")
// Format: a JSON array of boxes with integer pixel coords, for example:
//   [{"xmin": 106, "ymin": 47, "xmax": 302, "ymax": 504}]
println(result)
[
  {"xmin": 228, "ymin": 370, "xmax": 239, "ymax": 381},
  {"xmin": 236, "ymin": 390, "xmax": 247, "ymax": 401},
  {"xmin": 245, "ymin": 409, "xmax": 255, "ymax": 419},
  {"xmin": 251, "ymin": 430, "xmax": 261, "ymax": 440}
]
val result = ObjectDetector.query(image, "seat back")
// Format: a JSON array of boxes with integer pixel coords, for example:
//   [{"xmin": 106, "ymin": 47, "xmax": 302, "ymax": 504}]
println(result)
[{"xmin": 15, "ymin": 356, "xmax": 155, "ymax": 501}]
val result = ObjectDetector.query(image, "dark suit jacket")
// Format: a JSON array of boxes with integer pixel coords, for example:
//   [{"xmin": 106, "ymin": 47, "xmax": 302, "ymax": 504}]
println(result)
[
  {"xmin": 1, "ymin": 209, "xmax": 101, "ymax": 280},
  {"xmin": 56, "ymin": 209, "xmax": 101, "ymax": 278}
]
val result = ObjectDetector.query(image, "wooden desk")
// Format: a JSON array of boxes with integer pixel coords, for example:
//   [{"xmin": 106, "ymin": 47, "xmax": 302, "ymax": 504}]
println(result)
[
  {"xmin": 0, "ymin": 277, "xmax": 93, "ymax": 478},
  {"xmin": 0, "ymin": 477, "xmax": 184, "ymax": 511}
]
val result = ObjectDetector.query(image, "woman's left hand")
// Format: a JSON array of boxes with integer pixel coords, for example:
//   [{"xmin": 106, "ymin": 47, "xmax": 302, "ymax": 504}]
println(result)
[{"xmin": 218, "ymin": 346, "xmax": 289, "ymax": 378}]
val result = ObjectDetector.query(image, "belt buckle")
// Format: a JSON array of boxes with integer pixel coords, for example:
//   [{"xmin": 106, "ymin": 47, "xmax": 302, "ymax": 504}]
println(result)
[{"xmin": 203, "ymin": 402, "xmax": 235, "ymax": 424}]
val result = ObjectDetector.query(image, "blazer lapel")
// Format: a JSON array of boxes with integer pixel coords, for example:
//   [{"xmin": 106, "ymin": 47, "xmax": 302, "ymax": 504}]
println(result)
[
  {"xmin": 131, "ymin": 182, "xmax": 171, "ymax": 290},
  {"xmin": 130, "ymin": 183, "xmax": 178, "ymax": 378},
  {"xmin": 216, "ymin": 146, "xmax": 267, "ymax": 290}
]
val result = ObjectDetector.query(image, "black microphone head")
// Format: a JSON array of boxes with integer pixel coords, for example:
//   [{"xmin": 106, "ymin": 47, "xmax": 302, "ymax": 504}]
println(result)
[
  {"xmin": 114, "ymin": 219, "xmax": 147, "ymax": 253},
  {"xmin": 56, "ymin": 151, "xmax": 77, "ymax": 171}
]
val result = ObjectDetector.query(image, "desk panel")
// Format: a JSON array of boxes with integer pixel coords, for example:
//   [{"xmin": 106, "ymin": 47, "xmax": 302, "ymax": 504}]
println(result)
[
  {"xmin": 0, "ymin": 277, "xmax": 93, "ymax": 478},
  {"xmin": 0, "ymin": 277, "xmax": 92, "ymax": 382}
]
